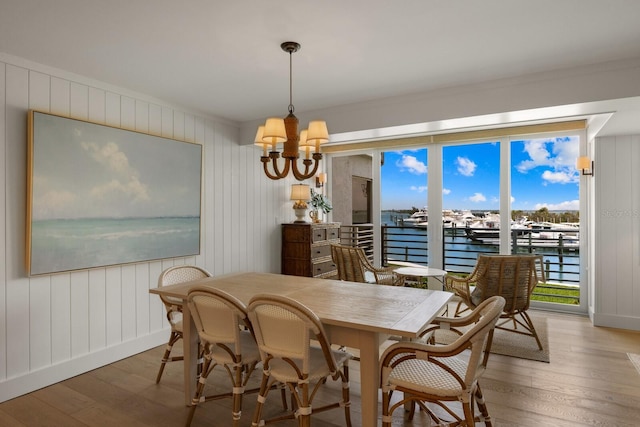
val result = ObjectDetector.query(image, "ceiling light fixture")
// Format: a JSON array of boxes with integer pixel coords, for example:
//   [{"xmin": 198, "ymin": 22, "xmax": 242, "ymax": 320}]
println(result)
[{"xmin": 254, "ymin": 41, "xmax": 328, "ymax": 181}]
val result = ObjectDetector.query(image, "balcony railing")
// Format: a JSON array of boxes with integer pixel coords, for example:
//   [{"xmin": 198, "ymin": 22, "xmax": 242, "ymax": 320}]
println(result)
[{"xmin": 340, "ymin": 223, "xmax": 580, "ymax": 305}]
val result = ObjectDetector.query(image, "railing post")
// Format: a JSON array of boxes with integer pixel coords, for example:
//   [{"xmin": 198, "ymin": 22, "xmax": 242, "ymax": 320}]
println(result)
[
  {"xmin": 381, "ymin": 226, "xmax": 387, "ymax": 266},
  {"xmin": 558, "ymin": 234, "xmax": 564, "ymax": 265}
]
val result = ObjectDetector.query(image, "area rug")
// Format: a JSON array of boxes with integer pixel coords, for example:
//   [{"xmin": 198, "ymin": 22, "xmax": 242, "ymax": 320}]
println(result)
[
  {"xmin": 435, "ymin": 317, "xmax": 550, "ymax": 363},
  {"xmin": 628, "ymin": 353, "xmax": 640, "ymax": 375}
]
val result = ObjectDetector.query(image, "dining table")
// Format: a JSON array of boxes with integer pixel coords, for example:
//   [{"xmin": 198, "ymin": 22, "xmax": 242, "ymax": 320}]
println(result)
[{"xmin": 149, "ymin": 271, "xmax": 452, "ymax": 426}]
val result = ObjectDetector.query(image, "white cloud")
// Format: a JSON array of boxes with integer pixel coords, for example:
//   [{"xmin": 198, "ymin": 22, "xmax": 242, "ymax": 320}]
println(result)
[
  {"xmin": 82, "ymin": 141, "xmax": 133, "ymax": 176},
  {"xmin": 443, "ymin": 188, "xmax": 451, "ymax": 195},
  {"xmin": 541, "ymin": 170, "xmax": 576, "ymax": 184},
  {"xmin": 534, "ymin": 200, "xmax": 579, "ymax": 210},
  {"xmin": 456, "ymin": 156, "xmax": 476, "ymax": 176},
  {"xmin": 469, "ymin": 192, "xmax": 486, "ymax": 202},
  {"xmin": 410, "ymin": 185, "xmax": 427, "ymax": 193},
  {"xmin": 515, "ymin": 137, "xmax": 580, "ymax": 184},
  {"xmin": 396, "ymin": 155, "xmax": 427, "ymax": 174}
]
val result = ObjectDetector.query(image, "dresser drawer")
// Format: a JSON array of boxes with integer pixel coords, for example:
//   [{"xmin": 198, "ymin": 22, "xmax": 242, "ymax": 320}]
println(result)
[
  {"xmin": 313, "ymin": 259, "xmax": 337, "ymax": 277},
  {"xmin": 327, "ymin": 227, "xmax": 339, "ymax": 240},
  {"xmin": 310, "ymin": 244, "xmax": 332, "ymax": 260},
  {"xmin": 312, "ymin": 227, "xmax": 327, "ymax": 243}
]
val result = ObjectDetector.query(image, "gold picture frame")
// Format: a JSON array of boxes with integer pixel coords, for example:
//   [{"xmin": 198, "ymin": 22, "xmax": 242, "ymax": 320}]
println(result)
[{"xmin": 26, "ymin": 110, "xmax": 202, "ymax": 276}]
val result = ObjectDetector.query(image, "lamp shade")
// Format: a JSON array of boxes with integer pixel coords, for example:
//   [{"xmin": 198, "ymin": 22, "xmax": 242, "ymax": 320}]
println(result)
[
  {"xmin": 576, "ymin": 156, "xmax": 591, "ymax": 170},
  {"xmin": 306, "ymin": 120, "xmax": 329, "ymax": 145},
  {"xmin": 263, "ymin": 118, "xmax": 287, "ymax": 144},
  {"xmin": 290, "ymin": 184, "xmax": 311, "ymax": 201}
]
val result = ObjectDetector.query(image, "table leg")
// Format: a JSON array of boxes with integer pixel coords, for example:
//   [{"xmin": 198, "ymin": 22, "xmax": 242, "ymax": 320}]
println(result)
[
  {"xmin": 181, "ymin": 303, "xmax": 198, "ymax": 406},
  {"xmin": 358, "ymin": 331, "xmax": 382, "ymax": 427}
]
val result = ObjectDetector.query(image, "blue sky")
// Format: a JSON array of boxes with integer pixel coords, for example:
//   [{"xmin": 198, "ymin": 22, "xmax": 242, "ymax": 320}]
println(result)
[{"xmin": 381, "ymin": 136, "xmax": 580, "ymax": 211}]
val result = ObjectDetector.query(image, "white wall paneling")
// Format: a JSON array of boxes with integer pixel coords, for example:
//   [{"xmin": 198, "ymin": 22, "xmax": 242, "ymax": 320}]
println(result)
[
  {"xmin": 0, "ymin": 55, "xmax": 291, "ymax": 402},
  {"xmin": 594, "ymin": 135, "xmax": 640, "ymax": 329}
]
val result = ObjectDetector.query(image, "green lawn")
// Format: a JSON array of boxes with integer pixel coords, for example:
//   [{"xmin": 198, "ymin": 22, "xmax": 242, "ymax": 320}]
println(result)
[{"xmin": 406, "ymin": 276, "xmax": 580, "ymax": 305}]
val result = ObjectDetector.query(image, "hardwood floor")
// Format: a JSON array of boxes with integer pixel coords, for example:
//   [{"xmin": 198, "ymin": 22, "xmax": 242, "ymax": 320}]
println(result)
[{"xmin": 1, "ymin": 309, "xmax": 639, "ymax": 426}]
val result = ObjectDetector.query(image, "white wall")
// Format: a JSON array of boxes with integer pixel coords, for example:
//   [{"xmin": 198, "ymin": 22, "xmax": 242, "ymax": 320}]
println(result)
[
  {"xmin": 0, "ymin": 55, "xmax": 299, "ymax": 402},
  {"xmin": 593, "ymin": 134, "xmax": 640, "ymax": 330}
]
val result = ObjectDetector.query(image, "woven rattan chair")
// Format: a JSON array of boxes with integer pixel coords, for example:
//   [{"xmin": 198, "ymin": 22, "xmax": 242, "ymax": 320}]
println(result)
[
  {"xmin": 445, "ymin": 254, "xmax": 545, "ymax": 350},
  {"xmin": 247, "ymin": 294, "xmax": 353, "ymax": 427},
  {"xmin": 185, "ymin": 287, "xmax": 274, "ymax": 426},
  {"xmin": 331, "ymin": 244, "xmax": 404, "ymax": 286},
  {"xmin": 380, "ymin": 296, "xmax": 506, "ymax": 427},
  {"xmin": 155, "ymin": 265, "xmax": 211, "ymax": 384}
]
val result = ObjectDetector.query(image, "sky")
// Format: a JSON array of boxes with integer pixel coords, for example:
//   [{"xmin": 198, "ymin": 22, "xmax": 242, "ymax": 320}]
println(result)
[
  {"xmin": 381, "ymin": 136, "xmax": 581, "ymax": 211},
  {"xmin": 31, "ymin": 112, "xmax": 202, "ymax": 220}
]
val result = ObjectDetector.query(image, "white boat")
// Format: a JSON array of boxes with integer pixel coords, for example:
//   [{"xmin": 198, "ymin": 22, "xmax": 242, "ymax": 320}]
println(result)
[
  {"xmin": 402, "ymin": 208, "xmax": 428, "ymax": 225},
  {"xmin": 465, "ymin": 215, "xmax": 580, "ymax": 246}
]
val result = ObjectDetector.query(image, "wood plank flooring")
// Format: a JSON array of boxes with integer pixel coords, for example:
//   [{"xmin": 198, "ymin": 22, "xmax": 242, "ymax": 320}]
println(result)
[{"xmin": 1, "ymin": 309, "xmax": 639, "ymax": 426}]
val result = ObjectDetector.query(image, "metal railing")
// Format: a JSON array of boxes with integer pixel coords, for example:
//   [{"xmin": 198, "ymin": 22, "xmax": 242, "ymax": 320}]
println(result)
[{"xmin": 340, "ymin": 223, "xmax": 581, "ymax": 305}]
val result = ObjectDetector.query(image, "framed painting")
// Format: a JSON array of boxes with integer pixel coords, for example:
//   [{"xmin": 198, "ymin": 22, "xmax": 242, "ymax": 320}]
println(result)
[{"xmin": 26, "ymin": 110, "xmax": 202, "ymax": 276}]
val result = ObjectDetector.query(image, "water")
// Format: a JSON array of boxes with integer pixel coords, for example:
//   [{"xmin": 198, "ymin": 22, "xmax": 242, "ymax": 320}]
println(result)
[
  {"xmin": 381, "ymin": 211, "xmax": 579, "ymax": 283},
  {"xmin": 29, "ymin": 217, "xmax": 200, "ymax": 275}
]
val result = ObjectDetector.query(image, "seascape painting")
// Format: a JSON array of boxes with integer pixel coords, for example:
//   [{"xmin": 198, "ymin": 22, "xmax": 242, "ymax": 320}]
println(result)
[{"xmin": 26, "ymin": 111, "xmax": 202, "ymax": 276}]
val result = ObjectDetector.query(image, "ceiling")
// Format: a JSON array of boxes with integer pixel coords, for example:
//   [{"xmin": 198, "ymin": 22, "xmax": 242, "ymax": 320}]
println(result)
[{"xmin": 2, "ymin": 0, "xmax": 640, "ymax": 135}]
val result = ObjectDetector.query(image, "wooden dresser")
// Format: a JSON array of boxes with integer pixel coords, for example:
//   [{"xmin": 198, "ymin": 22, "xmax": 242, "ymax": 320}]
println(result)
[{"xmin": 281, "ymin": 222, "xmax": 340, "ymax": 278}]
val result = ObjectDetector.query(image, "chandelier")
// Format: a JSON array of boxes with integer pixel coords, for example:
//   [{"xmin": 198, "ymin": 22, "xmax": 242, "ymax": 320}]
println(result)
[{"xmin": 254, "ymin": 41, "xmax": 328, "ymax": 181}]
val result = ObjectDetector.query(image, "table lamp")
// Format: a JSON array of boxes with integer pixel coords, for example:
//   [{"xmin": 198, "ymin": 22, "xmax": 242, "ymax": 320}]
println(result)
[{"xmin": 290, "ymin": 184, "xmax": 311, "ymax": 223}]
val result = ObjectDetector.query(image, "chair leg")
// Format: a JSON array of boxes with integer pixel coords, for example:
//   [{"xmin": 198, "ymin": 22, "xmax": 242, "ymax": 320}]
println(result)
[
  {"xmin": 474, "ymin": 383, "xmax": 492, "ymax": 427},
  {"xmin": 462, "ymin": 399, "xmax": 476, "ymax": 427},
  {"xmin": 251, "ymin": 372, "xmax": 272, "ymax": 427},
  {"xmin": 341, "ymin": 366, "xmax": 352, "ymax": 427},
  {"xmin": 156, "ymin": 330, "xmax": 182, "ymax": 383},
  {"xmin": 520, "ymin": 311, "xmax": 543, "ymax": 350},
  {"xmin": 381, "ymin": 389, "xmax": 391, "ymax": 427},
  {"xmin": 185, "ymin": 357, "xmax": 213, "ymax": 427}
]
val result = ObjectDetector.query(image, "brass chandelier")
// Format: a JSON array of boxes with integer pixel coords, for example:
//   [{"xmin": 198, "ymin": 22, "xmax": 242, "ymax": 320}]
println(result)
[{"xmin": 254, "ymin": 41, "xmax": 328, "ymax": 181}]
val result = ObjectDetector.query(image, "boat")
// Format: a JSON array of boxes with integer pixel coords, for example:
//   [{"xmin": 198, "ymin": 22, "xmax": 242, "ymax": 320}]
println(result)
[
  {"xmin": 402, "ymin": 208, "xmax": 428, "ymax": 225},
  {"xmin": 465, "ymin": 215, "xmax": 580, "ymax": 247}
]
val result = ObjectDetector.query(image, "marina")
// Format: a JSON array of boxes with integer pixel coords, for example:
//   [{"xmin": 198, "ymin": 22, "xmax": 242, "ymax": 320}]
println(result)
[{"xmin": 380, "ymin": 211, "xmax": 580, "ymax": 286}]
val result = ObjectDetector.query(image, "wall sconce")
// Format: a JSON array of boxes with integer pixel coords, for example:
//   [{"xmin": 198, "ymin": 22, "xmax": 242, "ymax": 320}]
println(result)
[
  {"xmin": 290, "ymin": 184, "xmax": 311, "ymax": 223},
  {"xmin": 576, "ymin": 156, "xmax": 594, "ymax": 176},
  {"xmin": 315, "ymin": 172, "xmax": 327, "ymax": 188}
]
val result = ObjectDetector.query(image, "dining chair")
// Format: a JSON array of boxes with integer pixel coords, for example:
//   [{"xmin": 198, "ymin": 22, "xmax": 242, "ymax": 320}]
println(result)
[
  {"xmin": 380, "ymin": 296, "xmax": 506, "ymax": 427},
  {"xmin": 247, "ymin": 294, "xmax": 353, "ymax": 427},
  {"xmin": 155, "ymin": 265, "xmax": 211, "ymax": 384},
  {"xmin": 185, "ymin": 286, "xmax": 266, "ymax": 426},
  {"xmin": 445, "ymin": 254, "xmax": 545, "ymax": 350},
  {"xmin": 330, "ymin": 243, "xmax": 404, "ymax": 286}
]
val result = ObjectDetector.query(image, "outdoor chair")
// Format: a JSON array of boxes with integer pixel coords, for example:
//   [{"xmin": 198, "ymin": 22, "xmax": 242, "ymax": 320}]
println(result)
[
  {"xmin": 330, "ymin": 243, "xmax": 404, "ymax": 286},
  {"xmin": 380, "ymin": 296, "xmax": 506, "ymax": 427},
  {"xmin": 247, "ymin": 294, "xmax": 353, "ymax": 427},
  {"xmin": 185, "ymin": 287, "xmax": 285, "ymax": 426},
  {"xmin": 444, "ymin": 254, "xmax": 545, "ymax": 350},
  {"xmin": 155, "ymin": 265, "xmax": 211, "ymax": 384}
]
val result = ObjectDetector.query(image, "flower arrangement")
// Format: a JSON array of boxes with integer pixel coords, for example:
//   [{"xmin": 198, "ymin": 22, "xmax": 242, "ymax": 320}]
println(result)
[{"xmin": 309, "ymin": 188, "xmax": 332, "ymax": 215}]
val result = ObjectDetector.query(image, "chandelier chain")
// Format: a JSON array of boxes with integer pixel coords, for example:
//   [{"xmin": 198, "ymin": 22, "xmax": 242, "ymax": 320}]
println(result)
[{"xmin": 288, "ymin": 48, "xmax": 294, "ymax": 114}]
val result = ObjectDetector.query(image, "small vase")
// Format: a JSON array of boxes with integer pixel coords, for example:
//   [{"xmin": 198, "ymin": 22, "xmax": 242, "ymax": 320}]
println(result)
[{"xmin": 309, "ymin": 211, "xmax": 321, "ymax": 223}]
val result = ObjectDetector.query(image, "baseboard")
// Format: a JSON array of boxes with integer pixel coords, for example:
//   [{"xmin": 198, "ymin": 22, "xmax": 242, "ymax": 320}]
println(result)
[
  {"xmin": 592, "ymin": 312, "xmax": 640, "ymax": 331},
  {"xmin": 0, "ymin": 329, "xmax": 168, "ymax": 403}
]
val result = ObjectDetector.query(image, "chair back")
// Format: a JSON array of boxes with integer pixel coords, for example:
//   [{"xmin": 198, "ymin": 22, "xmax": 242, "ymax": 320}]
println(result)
[
  {"xmin": 158, "ymin": 265, "xmax": 211, "ymax": 326},
  {"xmin": 330, "ymin": 244, "xmax": 368, "ymax": 283},
  {"xmin": 472, "ymin": 254, "xmax": 542, "ymax": 314},
  {"xmin": 447, "ymin": 295, "xmax": 506, "ymax": 384},
  {"xmin": 247, "ymin": 294, "xmax": 339, "ymax": 376},
  {"xmin": 187, "ymin": 287, "xmax": 252, "ymax": 361},
  {"xmin": 158, "ymin": 265, "xmax": 211, "ymax": 304}
]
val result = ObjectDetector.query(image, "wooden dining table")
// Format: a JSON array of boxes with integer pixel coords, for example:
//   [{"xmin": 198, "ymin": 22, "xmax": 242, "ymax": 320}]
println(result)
[{"xmin": 149, "ymin": 271, "xmax": 452, "ymax": 426}]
